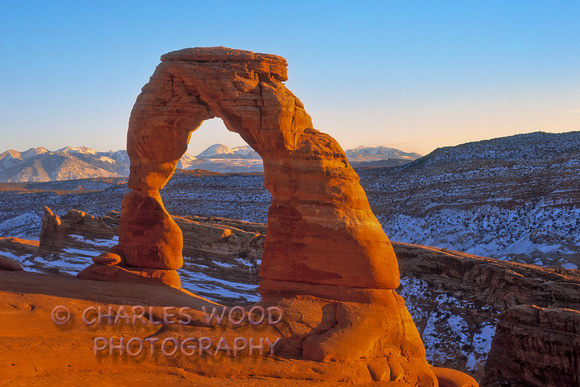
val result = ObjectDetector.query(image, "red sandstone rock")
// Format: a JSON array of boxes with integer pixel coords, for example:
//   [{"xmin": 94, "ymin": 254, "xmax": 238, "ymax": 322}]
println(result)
[
  {"xmin": 62, "ymin": 209, "xmax": 116, "ymax": 238},
  {"xmin": 119, "ymin": 190, "xmax": 183, "ymax": 270},
  {"xmin": 114, "ymin": 46, "xmax": 413, "ymax": 374},
  {"xmin": 77, "ymin": 263, "xmax": 180, "ymax": 288},
  {"xmin": 0, "ymin": 237, "xmax": 39, "ymax": 255},
  {"xmin": 0, "ymin": 270, "xmax": 463, "ymax": 385},
  {"xmin": 37, "ymin": 207, "xmax": 63, "ymax": 254},
  {"xmin": 174, "ymin": 215, "xmax": 265, "ymax": 258},
  {"xmin": 121, "ymin": 46, "xmax": 398, "ymax": 289},
  {"xmin": 92, "ymin": 252, "xmax": 122, "ymax": 266},
  {"xmin": 432, "ymin": 367, "xmax": 478, "ymax": 387}
]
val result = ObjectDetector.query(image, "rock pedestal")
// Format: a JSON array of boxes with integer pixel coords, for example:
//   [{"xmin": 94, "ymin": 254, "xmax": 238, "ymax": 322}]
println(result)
[{"xmin": 37, "ymin": 207, "xmax": 63, "ymax": 255}]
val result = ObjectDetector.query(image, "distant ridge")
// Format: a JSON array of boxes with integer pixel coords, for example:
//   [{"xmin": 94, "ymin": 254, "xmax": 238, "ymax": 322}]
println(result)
[
  {"xmin": 6, "ymin": 131, "xmax": 578, "ymax": 183},
  {"xmin": 0, "ymin": 143, "xmax": 420, "ymax": 182},
  {"xmin": 360, "ymin": 130, "xmax": 580, "ymax": 265},
  {"xmin": 0, "ymin": 147, "xmax": 128, "ymax": 182},
  {"xmin": 196, "ymin": 144, "xmax": 260, "ymax": 159}
]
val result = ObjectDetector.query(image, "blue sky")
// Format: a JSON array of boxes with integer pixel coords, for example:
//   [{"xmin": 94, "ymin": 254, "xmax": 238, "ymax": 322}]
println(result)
[{"xmin": 1, "ymin": 1, "xmax": 579, "ymax": 156}]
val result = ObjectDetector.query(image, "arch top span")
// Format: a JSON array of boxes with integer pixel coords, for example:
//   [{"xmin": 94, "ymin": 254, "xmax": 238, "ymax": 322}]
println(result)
[
  {"xmin": 121, "ymin": 46, "xmax": 399, "ymax": 290},
  {"xmin": 160, "ymin": 46, "xmax": 289, "ymax": 82}
]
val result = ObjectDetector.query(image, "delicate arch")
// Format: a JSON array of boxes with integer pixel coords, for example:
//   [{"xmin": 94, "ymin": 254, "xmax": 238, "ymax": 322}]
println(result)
[{"xmin": 118, "ymin": 47, "xmax": 400, "ymax": 290}]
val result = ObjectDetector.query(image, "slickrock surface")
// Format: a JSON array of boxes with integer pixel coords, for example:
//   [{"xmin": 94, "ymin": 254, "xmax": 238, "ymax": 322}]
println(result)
[
  {"xmin": 481, "ymin": 305, "xmax": 580, "ymax": 387},
  {"xmin": 0, "ymin": 271, "xmax": 473, "ymax": 385}
]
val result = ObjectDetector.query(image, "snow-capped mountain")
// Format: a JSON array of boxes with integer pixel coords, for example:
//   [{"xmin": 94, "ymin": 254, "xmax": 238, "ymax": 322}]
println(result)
[
  {"xmin": 0, "ymin": 147, "xmax": 50, "ymax": 169},
  {"xmin": 0, "ymin": 143, "xmax": 418, "ymax": 181},
  {"xmin": 345, "ymin": 146, "xmax": 422, "ymax": 161},
  {"xmin": 196, "ymin": 144, "xmax": 261, "ymax": 159},
  {"xmin": 0, "ymin": 150, "xmax": 23, "ymax": 169},
  {"xmin": 0, "ymin": 147, "xmax": 129, "ymax": 182},
  {"xmin": 56, "ymin": 146, "xmax": 97, "ymax": 155}
]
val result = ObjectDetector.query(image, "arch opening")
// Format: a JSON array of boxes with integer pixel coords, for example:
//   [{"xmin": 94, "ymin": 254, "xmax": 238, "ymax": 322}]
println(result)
[{"xmin": 177, "ymin": 118, "xmax": 264, "ymax": 174}]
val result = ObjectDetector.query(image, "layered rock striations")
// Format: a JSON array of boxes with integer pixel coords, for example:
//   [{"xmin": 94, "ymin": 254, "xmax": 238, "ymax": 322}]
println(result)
[{"xmin": 481, "ymin": 305, "xmax": 580, "ymax": 387}]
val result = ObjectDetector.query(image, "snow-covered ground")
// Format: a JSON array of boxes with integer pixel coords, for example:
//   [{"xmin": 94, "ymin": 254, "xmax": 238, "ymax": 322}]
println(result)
[
  {"xmin": 398, "ymin": 276, "xmax": 497, "ymax": 374},
  {"xmin": 378, "ymin": 204, "xmax": 580, "ymax": 269}
]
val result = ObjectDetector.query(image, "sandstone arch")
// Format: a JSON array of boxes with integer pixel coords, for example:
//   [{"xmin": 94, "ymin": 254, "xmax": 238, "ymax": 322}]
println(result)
[
  {"xmin": 118, "ymin": 47, "xmax": 400, "ymax": 291},
  {"xmin": 78, "ymin": 47, "xmax": 475, "ymax": 384}
]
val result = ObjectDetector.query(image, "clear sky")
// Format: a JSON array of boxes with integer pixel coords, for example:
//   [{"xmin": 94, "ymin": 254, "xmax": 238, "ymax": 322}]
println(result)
[{"xmin": 1, "ymin": 1, "xmax": 579, "ymax": 157}]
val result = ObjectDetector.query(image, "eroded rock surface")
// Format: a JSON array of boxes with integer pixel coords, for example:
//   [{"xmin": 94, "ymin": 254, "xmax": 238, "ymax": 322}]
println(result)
[
  {"xmin": 37, "ymin": 207, "xmax": 63, "ymax": 254},
  {"xmin": 481, "ymin": 305, "xmax": 580, "ymax": 387},
  {"xmin": 0, "ymin": 254, "xmax": 23, "ymax": 271}
]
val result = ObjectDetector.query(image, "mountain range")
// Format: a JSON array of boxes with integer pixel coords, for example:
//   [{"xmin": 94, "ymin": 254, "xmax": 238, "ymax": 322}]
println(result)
[{"xmin": 0, "ymin": 144, "xmax": 421, "ymax": 182}]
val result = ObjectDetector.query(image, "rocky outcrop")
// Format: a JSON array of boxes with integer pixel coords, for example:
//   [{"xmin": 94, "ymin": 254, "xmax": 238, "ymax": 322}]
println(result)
[
  {"xmin": 0, "ymin": 237, "xmax": 39, "ymax": 256},
  {"xmin": 37, "ymin": 207, "xmax": 63, "ymax": 254},
  {"xmin": 393, "ymin": 242, "xmax": 580, "ymax": 380},
  {"xmin": 36, "ymin": 208, "xmax": 117, "ymax": 256},
  {"xmin": 61, "ymin": 208, "xmax": 116, "ymax": 238},
  {"xmin": 175, "ymin": 215, "xmax": 265, "ymax": 259},
  {"xmin": 394, "ymin": 242, "xmax": 580, "ymax": 312},
  {"xmin": 0, "ymin": 255, "xmax": 23, "ymax": 271},
  {"xmin": 481, "ymin": 305, "xmax": 580, "ymax": 387}
]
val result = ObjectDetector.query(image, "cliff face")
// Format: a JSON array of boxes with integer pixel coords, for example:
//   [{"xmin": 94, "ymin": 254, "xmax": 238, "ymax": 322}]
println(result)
[
  {"xmin": 393, "ymin": 242, "xmax": 580, "ymax": 385},
  {"xmin": 393, "ymin": 242, "xmax": 580, "ymax": 380},
  {"xmin": 481, "ymin": 305, "xmax": 580, "ymax": 387},
  {"xmin": 395, "ymin": 242, "xmax": 580, "ymax": 313}
]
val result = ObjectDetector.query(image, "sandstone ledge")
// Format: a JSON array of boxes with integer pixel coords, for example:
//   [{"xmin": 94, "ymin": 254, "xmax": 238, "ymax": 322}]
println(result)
[
  {"xmin": 77, "ymin": 264, "xmax": 181, "ymax": 288},
  {"xmin": 1, "ymin": 271, "xmax": 469, "ymax": 386}
]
